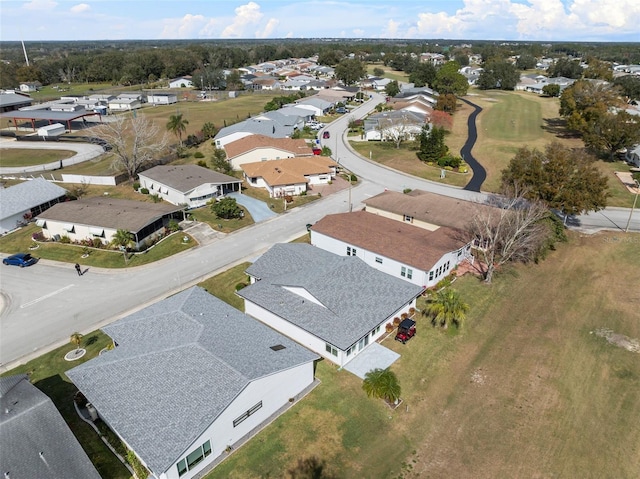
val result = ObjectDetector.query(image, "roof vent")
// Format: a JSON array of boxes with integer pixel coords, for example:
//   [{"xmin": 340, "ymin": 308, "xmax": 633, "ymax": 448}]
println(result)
[{"xmin": 270, "ymin": 344, "xmax": 286, "ymax": 351}]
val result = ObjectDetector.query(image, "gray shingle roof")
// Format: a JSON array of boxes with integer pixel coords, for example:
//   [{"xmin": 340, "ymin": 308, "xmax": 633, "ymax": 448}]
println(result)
[
  {"xmin": 66, "ymin": 287, "xmax": 317, "ymax": 475},
  {"xmin": 215, "ymin": 116, "xmax": 293, "ymax": 140},
  {"xmin": 0, "ymin": 178, "xmax": 67, "ymax": 220},
  {"xmin": 0, "ymin": 375, "xmax": 102, "ymax": 479},
  {"xmin": 238, "ymin": 244, "xmax": 423, "ymax": 350},
  {"xmin": 138, "ymin": 165, "xmax": 240, "ymax": 193}
]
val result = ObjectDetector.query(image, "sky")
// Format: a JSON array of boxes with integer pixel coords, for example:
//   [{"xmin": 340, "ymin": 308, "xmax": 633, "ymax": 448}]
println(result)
[{"xmin": 1, "ymin": 0, "xmax": 639, "ymax": 42}]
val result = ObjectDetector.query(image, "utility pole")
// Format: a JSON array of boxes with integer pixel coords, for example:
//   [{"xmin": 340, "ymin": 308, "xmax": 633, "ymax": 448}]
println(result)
[{"xmin": 625, "ymin": 179, "xmax": 639, "ymax": 233}]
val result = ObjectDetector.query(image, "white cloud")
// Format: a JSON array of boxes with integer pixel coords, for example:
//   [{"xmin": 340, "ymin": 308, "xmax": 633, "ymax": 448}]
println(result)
[
  {"xmin": 160, "ymin": 13, "xmax": 207, "ymax": 39},
  {"xmin": 70, "ymin": 3, "xmax": 90, "ymax": 14},
  {"xmin": 353, "ymin": 29, "xmax": 365, "ymax": 36},
  {"xmin": 23, "ymin": 0, "xmax": 57, "ymax": 11},
  {"xmin": 256, "ymin": 18, "xmax": 279, "ymax": 38},
  {"xmin": 382, "ymin": 19, "xmax": 400, "ymax": 38},
  {"xmin": 221, "ymin": 1, "xmax": 263, "ymax": 38},
  {"xmin": 285, "ymin": 31, "xmax": 294, "ymax": 38}
]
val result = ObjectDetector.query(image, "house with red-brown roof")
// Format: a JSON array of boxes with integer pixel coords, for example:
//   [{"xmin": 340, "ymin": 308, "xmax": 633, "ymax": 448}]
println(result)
[
  {"xmin": 310, "ymin": 210, "xmax": 472, "ymax": 288},
  {"xmin": 241, "ymin": 156, "xmax": 337, "ymax": 198},
  {"xmin": 224, "ymin": 135, "xmax": 314, "ymax": 170}
]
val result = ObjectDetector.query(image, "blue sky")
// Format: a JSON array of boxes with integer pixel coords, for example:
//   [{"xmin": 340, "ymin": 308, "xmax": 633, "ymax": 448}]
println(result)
[{"xmin": 1, "ymin": 0, "xmax": 639, "ymax": 42}]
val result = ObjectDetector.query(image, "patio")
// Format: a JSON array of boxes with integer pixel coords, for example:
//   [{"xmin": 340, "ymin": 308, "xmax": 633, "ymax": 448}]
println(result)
[{"xmin": 343, "ymin": 342, "xmax": 400, "ymax": 379}]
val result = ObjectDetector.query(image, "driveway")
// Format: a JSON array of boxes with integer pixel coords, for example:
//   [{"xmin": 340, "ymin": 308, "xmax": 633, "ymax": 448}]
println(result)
[{"xmin": 228, "ymin": 192, "xmax": 278, "ymax": 223}]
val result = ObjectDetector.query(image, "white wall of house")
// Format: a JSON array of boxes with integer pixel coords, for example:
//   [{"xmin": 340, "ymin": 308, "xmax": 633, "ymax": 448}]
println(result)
[
  {"xmin": 40, "ymin": 220, "xmax": 117, "ymax": 247},
  {"xmin": 0, "ymin": 212, "xmax": 27, "ymax": 235},
  {"xmin": 311, "ymin": 230, "xmax": 470, "ymax": 288},
  {"xmin": 305, "ymin": 172, "xmax": 333, "ymax": 185},
  {"xmin": 148, "ymin": 94, "xmax": 178, "ymax": 105},
  {"xmin": 154, "ymin": 362, "xmax": 315, "ymax": 479},
  {"xmin": 228, "ymin": 148, "xmax": 297, "ymax": 170},
  {"xmin": 108, "ymin": 100, "xmax": 141, "ymax": 111},
  {"xmin": 169, "ymin": 79, "xmax": 194, "ymax": 88},
  {"xmin": 215, "ymin": 132, "xmax": 252, "ymax": 149},
  {"xmin": 270, "ymin": 183, "xmax": 307, "ymax": 197},
  {"xmin": 364, "ymin": 206, "xmax": 439, "ymax": 231}
]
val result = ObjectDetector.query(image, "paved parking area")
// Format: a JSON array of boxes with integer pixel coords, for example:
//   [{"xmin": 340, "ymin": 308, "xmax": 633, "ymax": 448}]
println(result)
[
  {"xmin": 343, "ymin": 342, "xmax": 401, "ymax": 379},
  {"xmin": 228, "ymin": 192, "xmax": 278, "ymax": 223}
]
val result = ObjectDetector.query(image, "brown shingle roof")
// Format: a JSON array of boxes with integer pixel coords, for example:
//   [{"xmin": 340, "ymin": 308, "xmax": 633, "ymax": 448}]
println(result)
[
  {"xmin": 224, "ymin": 135, "xmax": 313, "ymax": 160},
  {"xmin": 241, "ymin": 156, "xmax": 337, "ymax": 187},
  {"xmin": 138, "ymin": 165, "xmax": 239, "ymax": 193},
  {"xmin": 311, "ymin": 211, "xmax": 466, "ymax": 272},
  {"xmin": 37, "ymin": 197, "xmax": 182, "ymax": 233},
  {"xmin": 363, "ymin": 190, "xmax": 493, "ymax": 230}
]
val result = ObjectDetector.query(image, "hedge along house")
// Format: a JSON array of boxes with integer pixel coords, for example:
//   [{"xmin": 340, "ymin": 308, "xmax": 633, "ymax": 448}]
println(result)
[
  {"xmin": 66, "ymin": 287, "xmax": 318, "ymax": 479},
  {"xmin": 137, "ymin": 165, "xmax": 242, "ymax": 208},
  {"xmin": 36, "ymin": 197, "xmax": 184, "ymax": 250},
  {"xmin": 237, "ymin": 243, "xmax": 424, "ymax": 367},
  {"xmin": 310, "ymin": 211, "xmax": 472, "ymax": 288}
]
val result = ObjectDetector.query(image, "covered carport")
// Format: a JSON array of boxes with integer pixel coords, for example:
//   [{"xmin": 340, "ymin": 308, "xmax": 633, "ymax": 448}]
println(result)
[{"xmin": 0, "ymin": 108, "xmax": 101, "ymax": 132}]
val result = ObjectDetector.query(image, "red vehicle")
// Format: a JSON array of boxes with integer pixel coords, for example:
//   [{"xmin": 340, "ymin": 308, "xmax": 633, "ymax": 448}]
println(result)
[
  {"xmin": 312, "ymin": 147, "xmax": 322, "ymax": 155},
  {"xmin": 395, "ymin": 318, "xmax": 416, "ymax": 344},
  {"xmin": 322, "ymin": 131, "xmax": 330, "ymax": 139}
]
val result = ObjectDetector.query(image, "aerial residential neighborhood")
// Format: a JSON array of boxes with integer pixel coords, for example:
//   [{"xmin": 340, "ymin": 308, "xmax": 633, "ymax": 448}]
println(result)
[{"xmin": 0, "ymin": 2, "xmax": 639, "ymax": 478}]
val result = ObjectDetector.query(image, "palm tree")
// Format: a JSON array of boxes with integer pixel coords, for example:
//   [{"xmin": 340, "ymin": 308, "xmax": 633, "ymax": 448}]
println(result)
[
  {"xmin": 362, "ymin": 368, "xmax": 401, "ymax": 404},
  {"xmin": 424, "ymin": 287, "xmax": 469, "ymax": 329},
  {"xmin": 70, "ymin": 332, "xmax": 83, "ymax": 351},
  {"xmin": 166, "ymin": 113, "xmax": 189, "ymax": 146},
  {"xmin": 111, "ymin": 229, "xmax": 134, "ymax": 264}
]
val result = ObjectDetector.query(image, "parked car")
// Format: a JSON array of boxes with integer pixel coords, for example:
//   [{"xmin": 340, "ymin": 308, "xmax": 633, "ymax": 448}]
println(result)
[
  {"xmin": 395, "ymin": 318, "xmax": 416, "ymax": 344},
  {"xmin": 312, "ymin": 147, "xmax": 322, "ymax": 155},
  {"xmin": 3, "ymin": 253, "xmax": 38, "ymax": 267},
  {"xmin": 322, "ymin": 131, "xmax": 330, "ymax": 139},
  {"xmin": 335, "ymin": 107, "xmax": 347, "ymax": 114}
]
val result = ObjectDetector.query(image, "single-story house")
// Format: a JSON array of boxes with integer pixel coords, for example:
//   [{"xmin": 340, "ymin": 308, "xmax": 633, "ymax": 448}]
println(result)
[
  {"xmin": 241, "ymin": 156, "xmax": 338, "ymax": 198},
  {"xmin": 0, "ymin": 374, "xmax": 102, "ymax": 479},
  {"xmin": 625, "ymin": 144, "xmax": 640, "ymax": 168},
  {"xmin": 137, "ymin": 165, "xmax": 242, "ymax": 208},
  {"xmin": 19, "ymin": 81, "xmax": 42, "ymax": 92},
  {"xmin": 36, "ymin": 197, "xmax": 184, "ymax": 250},
  {"xmin": 364, "ymin": 110, "xmax": 426, "ymax": 142},
  {"xmin": 169, "ymin": 76, "xmax": 194, "ymax": 88},
  {"xmin": 311, "ymin": 211, "xmax": 471, "ymax": 288},
  {"xmin": 37, "ymin": 122, "xmax": 66, "ymax": 137},
  {"xmin": 0, "ymin": 178, "xmax": 67, "ymax": 235},
  {"xmin": 147, "ymin": 93, "xmax": 178, "ymax": 105},
  {"xmin": 363, "ymin": 189, "xmax": 494, "ymax": 231},
  {"xmin": 224, "ymin": 134, "xmax": 314, "ymax": 170},
  {"xmin": 237, "ymin": 243, "xmax": 424, "ymax": 367},
  {"xmin": 67, "ymin": 286, "xmax": 318, "ymax": 479},
  {"xmin": 108, "ymin": 97, "xmax": 142, "ymax": 111},
  {"xmin": 294, "ymin": 96, "xmax": 334, "ymax": 117},
  {"xmin": 214, "ymin": 117, "xmax": 295, "ymax": 149}
]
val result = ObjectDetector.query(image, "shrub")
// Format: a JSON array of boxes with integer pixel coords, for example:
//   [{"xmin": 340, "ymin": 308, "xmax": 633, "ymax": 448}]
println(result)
[
  {"xmin": 194, "ymin": 151, "xmax": 205, "ymax": 159},
  {"xmin": 385, "ymin": 323, "xmax": 394, "ymax": 333},
  {"xmin": 140, "ymin": 188, "xmax": 149, "ymax": 195},
  {"xmin": 444, "ymin": 166, "xmax": 453, "ymax": 171},
  {"xmin": 60, "ymin": 235, "xmax": 71, "ymax": 244},
  {"xmin": 196, "ymin": 160, "xmax": 208, "ymax": 168},
  {"xmin": 393, "ymin": 317, "xmax": 401, "ymax": 326},
  {"xmin": 235, "ymin": 283, "xmax": 247, "ymax": 291},
  {"xmin": 150, "ymin": 194, "xmax": 161, "ymax": 203},
  {"xmin": 92, "ymin": 238, "xmax": 103, "ymax": 248},
  {"xmin": 32, "ymin": 232, "xmax": 45, "ymax": 241},
  {"xmin": 299, "ymin": 190, "xmax": 307, "ymax": 196},
  {"xmin": 167, "ymin": 219, "xmax": 180, "ymax": 232},
  {"xmin": 132, "ymin": 181, "xmax": 140, "ymax": 191},
  {"xmin": 437, "ymin": 155, "xmax": 462, "ymax": 169},
  {"xmin": 403, "ymin": 188, "xmax": 412, "ymax": 194}
]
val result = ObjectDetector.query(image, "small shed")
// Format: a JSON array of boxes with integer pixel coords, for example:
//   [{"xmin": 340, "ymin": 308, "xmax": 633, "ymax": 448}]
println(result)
[{"xmin": 37, "ymin": 123, "xmax": 66, "ymax": 137}]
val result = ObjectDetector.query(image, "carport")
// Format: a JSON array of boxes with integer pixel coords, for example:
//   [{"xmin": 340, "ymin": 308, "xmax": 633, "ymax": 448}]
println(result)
[
  {"xmin": 0, "ymin": 109, "xmax": 101, "ymax": 132},
  {"xmin": 343, "ymin": 342, "xmax": 401, "ymax": 379}
]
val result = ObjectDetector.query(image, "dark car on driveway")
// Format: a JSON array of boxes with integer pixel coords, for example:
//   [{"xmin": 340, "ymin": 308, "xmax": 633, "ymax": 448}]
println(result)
[{"xmin": 3, "ymin": 253, "xmax": 38, "ymax": 267}]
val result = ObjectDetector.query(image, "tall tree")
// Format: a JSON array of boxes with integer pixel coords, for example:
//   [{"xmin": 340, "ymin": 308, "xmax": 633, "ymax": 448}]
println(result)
[
  {"xmin": 516, "ymin": 54, "xmax": 537, "ymax": 70},
  {"xmin": 211, "ymin": 197, "xmax": 242, "ymax": 219},
  {"xmin": 501, "ymin": 142, "xmax": 609, "ymax": 218},
  {"xmin": 362, "ymin": 368, "xmax": 401, "ymax": 404},
  {"xmin": 166, "ymin": 113, "xmax": 189, "ymax": 147},
  {"xmin": 384, "ymin": 80, "xmax": 400, "ymax": 97},
  {"xmin": 334, "ymin": 58, "xmax": 366, "ymax": 86},
  {"xmin": 467, "ymin": 192, "xmax": 553, "ymax": 284},
  {"xmin": 582, "ymin": 111, "xmax": 640, "ymax": 160},
  {"xmin": 408, "ymin": 62, "xmax": 437, "ymax": 88},
  {"xmin": 111, "ymin": 229, "xmax": 134, "ymax": 249},
  {"xmin": 477, "ymin": 60, "xmax": 519, "ymax": 90},
  {"xmin": 560, "ymin": 80, "xmax": 623, "ymax": 132},
  {"xmin": 548, "ymin": 58, "xmax": 583, "ymax": 79},
  {"xmin": 433, "ymin": 61, "xmax": 468, "ymax": 96},
  {"xmin": 417, "ymin": 125, "xmax": 448, "ymax": 163},
  {"xmin": 94, "ymin": 115, "xmax": 167, "ymax": 180},
  {"xmin": 424, "ymin": 288, "xmax": 469, "ymax": 329}
]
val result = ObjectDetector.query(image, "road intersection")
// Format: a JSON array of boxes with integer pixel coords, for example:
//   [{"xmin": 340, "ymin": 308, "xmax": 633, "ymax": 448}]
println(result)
[{"xmin": 1, "ymin": 92, "xmax": 638, "ymax": 370}]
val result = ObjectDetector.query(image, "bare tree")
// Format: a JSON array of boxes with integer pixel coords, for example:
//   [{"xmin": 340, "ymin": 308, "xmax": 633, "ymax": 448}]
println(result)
[
  {"xmin": 377, "ymin": 115, "xmax": 421, "ymax": 149},
  {"xmin": 94, "ymin": 115, "xmax": 167, "ymax": 180},
  {"xmin": 468, "ymin": 190, "xmax": 552, "ymax": 284}
]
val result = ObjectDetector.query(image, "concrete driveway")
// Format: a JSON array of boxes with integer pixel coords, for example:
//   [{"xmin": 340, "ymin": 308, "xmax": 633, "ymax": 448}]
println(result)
[{"xmin": 228, "ymin": 192, "xmax": 278, "ymax": 223}]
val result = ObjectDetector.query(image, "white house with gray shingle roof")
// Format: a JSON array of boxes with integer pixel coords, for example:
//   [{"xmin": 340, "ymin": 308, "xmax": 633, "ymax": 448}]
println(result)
[
  {"xmin": 0, "ymin": 178, "xmax": 67, "ymax": 235},
  {"xmin": 67, "ymin": 287, "xmax": 318, "ymax": 479},
  {"xmin": 0, "ymin": 374, "xmax": 102, "ymax": 479},
  {"xmin": 238, "ymin": 244, "xmax": 424, "ymax": 367},
  {"xmin": 137, "ymin": 165, "xmax": 241, "ymax": 208}
]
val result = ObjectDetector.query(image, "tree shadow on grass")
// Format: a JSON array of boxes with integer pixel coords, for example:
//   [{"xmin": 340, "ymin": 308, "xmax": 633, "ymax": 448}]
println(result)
[{"xmin": 541, "ymin": 117, "xmax": 581, "ymax": 139}]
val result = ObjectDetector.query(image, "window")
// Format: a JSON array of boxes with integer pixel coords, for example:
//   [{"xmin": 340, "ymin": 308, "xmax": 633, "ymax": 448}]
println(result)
[
  {"xmin": 233, "ymin": 401, "xmax": 263, "ymax": 427},
  {"xmin": 375, "ymin": 257, "xmax": 383, "ymax": 264},
  {"xmin": 403, "ymin": 214, "xmax": 413, "ymax": 223},
  {"xmin": 177, "ymin": 439, "xmax": 213, "ymax": 476},
  {"xmin": 401, "ymin": 266, "xmax": 406, "ymax": 277},
  {"xmin": 347, "ymin": 246, "xmax": 357, "ymax": 257},
  {"xmin": 325, "ymin": 343, "xmax": 338, "ymax": 356},
  {"xmin": 177, "ymin": 459, "xmax": 187, "ymax": 476},
  {"xmin": 406, "ymin": 268, "xmax": 413, "ymax": 280},
  {"xmin": 429, "ymin": 271, "xmax": 434, "ymax": 281}
]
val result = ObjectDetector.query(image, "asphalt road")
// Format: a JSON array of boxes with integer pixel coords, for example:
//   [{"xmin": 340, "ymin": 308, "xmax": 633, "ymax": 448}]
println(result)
[
  {"xmin": 0, "ymin": 139, "xmax": 104, "ymax": 174},
  {"xmin": 1, "ymin": 92, "xmax": 638, "ymax": 369}
]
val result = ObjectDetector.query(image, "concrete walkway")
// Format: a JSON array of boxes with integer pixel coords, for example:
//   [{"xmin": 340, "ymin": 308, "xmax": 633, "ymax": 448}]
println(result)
[
  {"xmin": 458, "ymin": 97, "xmax": 487, "ymax": 192},
  {"xmin": 0, "ymin": 138, "xmax": 105, "ymax": 175}
]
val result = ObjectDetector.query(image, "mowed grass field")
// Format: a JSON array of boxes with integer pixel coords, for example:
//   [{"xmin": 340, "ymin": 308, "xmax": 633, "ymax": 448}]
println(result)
[
  {"xmin": 0, "ymin": 148, "xmax": 76, "ymax": 167},
  {"xmin": 204, "ymin": 232, "xmax": 640, "ymax": 479}
]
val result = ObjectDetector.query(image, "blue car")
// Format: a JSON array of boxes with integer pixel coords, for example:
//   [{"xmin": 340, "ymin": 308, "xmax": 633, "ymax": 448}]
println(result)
[{"xmin": 3, "ymin": 253, "xmax": 38, "ymax": 267}]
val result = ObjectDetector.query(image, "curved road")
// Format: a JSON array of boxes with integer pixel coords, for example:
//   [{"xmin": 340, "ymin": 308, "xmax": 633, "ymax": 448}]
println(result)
[
  {"xmin": 458, "ymin": 98, "xmax": 486, "ymax": 192},
  {"xmin": 0, "ymin": 139, "xmax": 104, "ymax": 174},
  {"xmin": 1, "ymin": 92, "xmax": 638, "ymax": 370}
]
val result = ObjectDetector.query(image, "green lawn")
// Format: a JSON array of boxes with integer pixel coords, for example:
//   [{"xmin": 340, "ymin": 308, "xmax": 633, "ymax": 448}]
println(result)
[
  {"xmin": 0, "ymin": 224, "xmax": 194, "ymax": 268},
  {"xmin": 189, "ymin": 205, "xmax": 255, "ymax": 233},
  {"xmin": 0, "ymin": 148, "xmax": 76, "ymax": 167},
  {"xmin": 198, "ymin": 262, "xmax": 251, "ymax": 311},
  {"xmin": 1, "ymin": 332, "xmax": 131, "ymax": 479}
]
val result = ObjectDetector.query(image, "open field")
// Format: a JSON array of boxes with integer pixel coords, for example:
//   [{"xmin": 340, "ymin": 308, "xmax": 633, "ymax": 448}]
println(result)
[
  {"xmin": 205, "ymin": 232, "xmax": 640, "ymax": 478},
  {"xmin": 0, "ymin": 148, "xmax": 75, "ymax": 167},
  {"xmin": 366, "ymin": 63, "xmax": 410, "ymax": 83}
]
